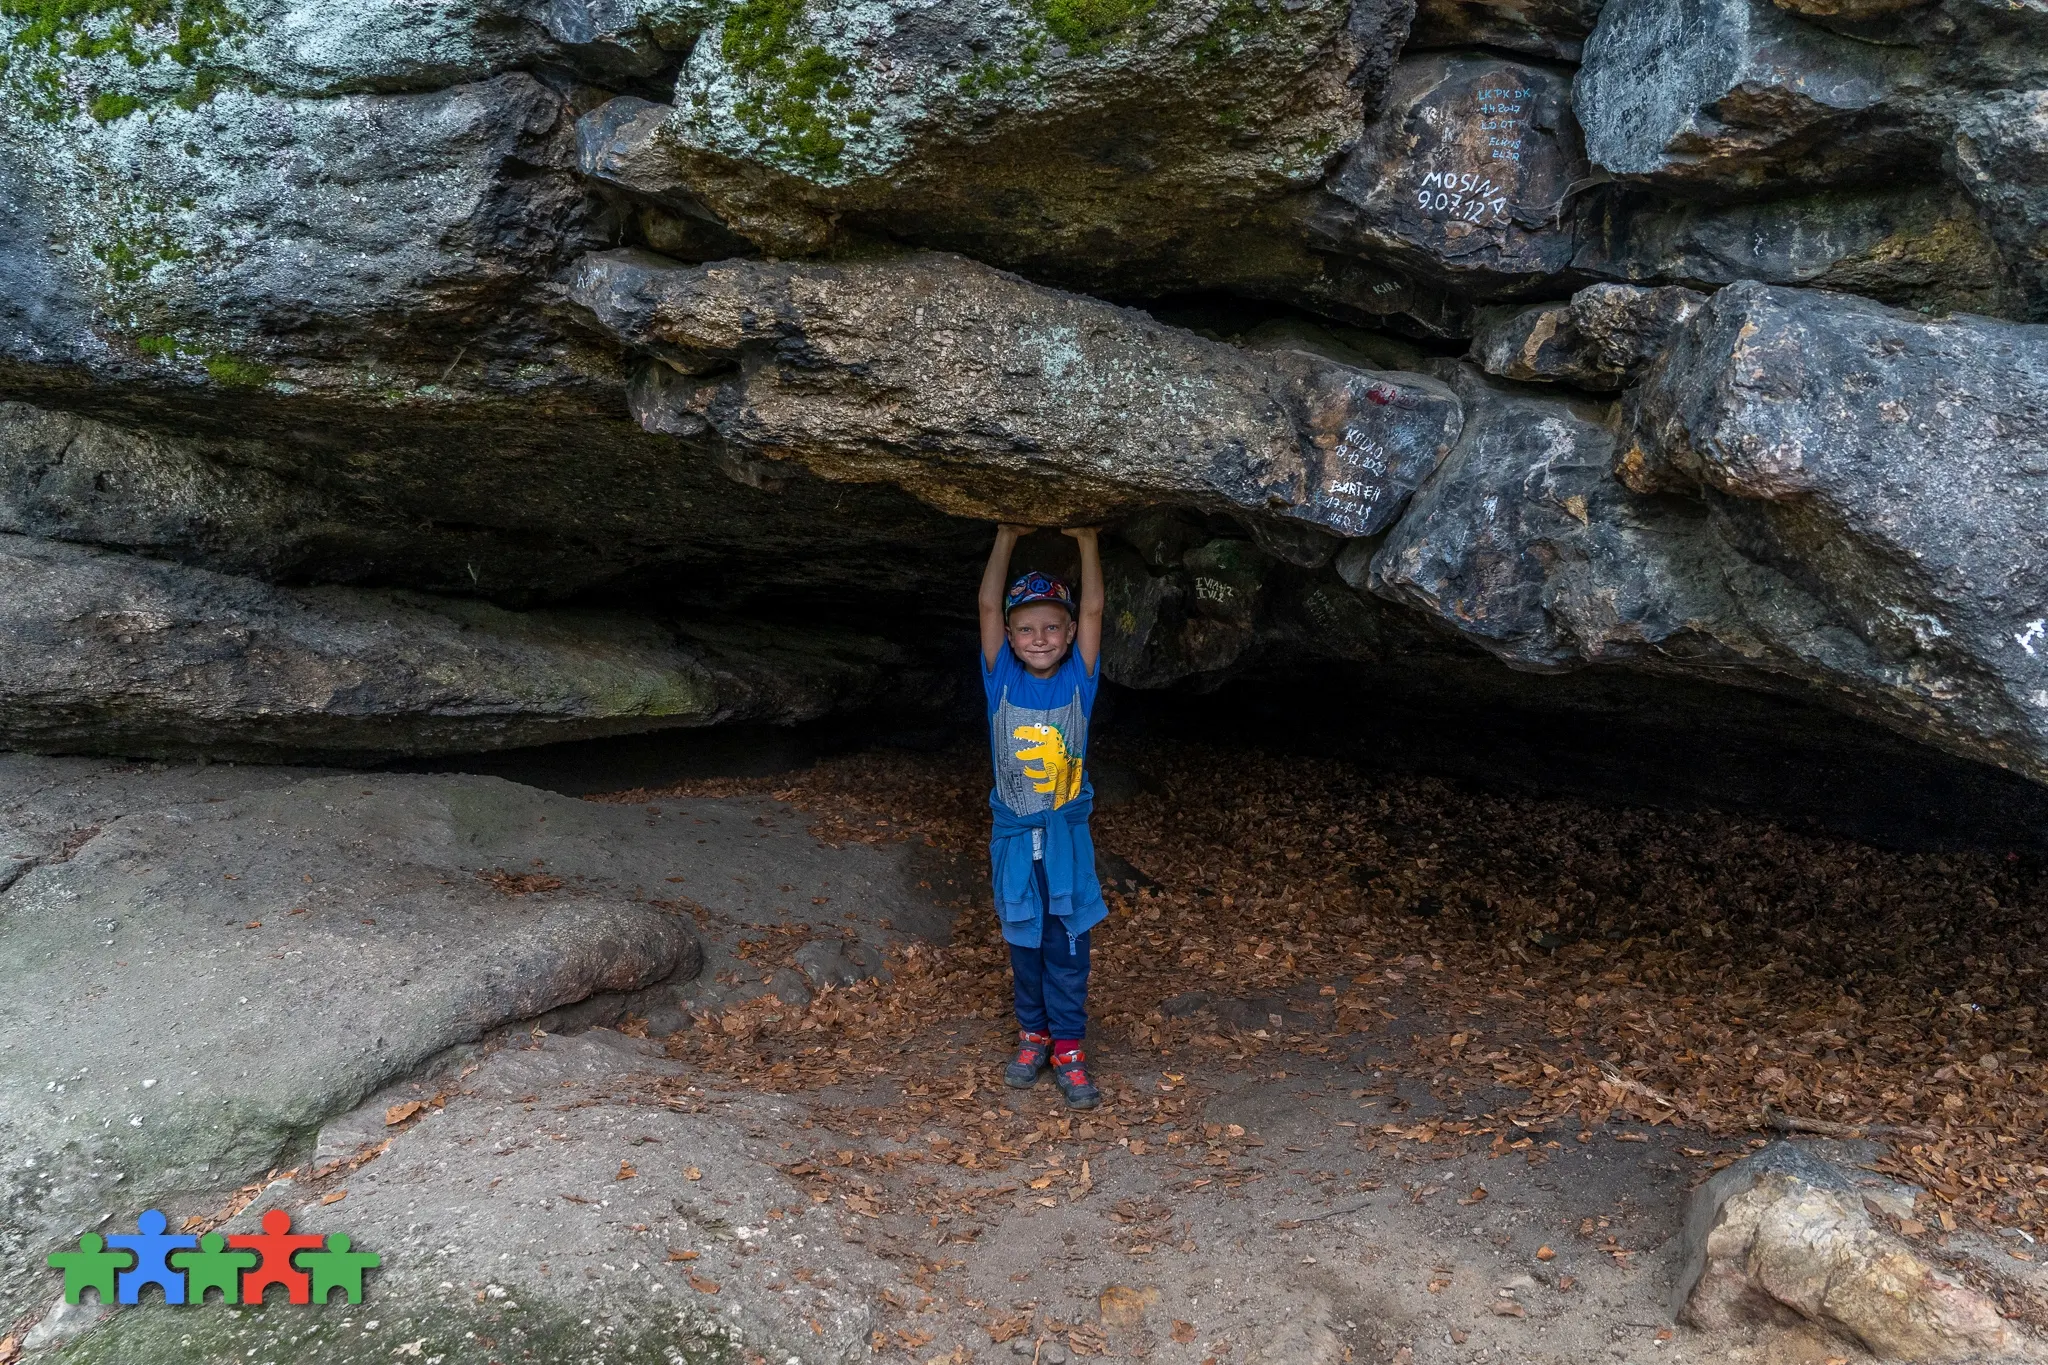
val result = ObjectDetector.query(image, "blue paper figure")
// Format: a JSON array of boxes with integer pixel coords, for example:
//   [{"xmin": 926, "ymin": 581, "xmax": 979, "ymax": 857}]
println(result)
[{"xmin": 108, "ymin": 1209, "xmax": 197, "ymax": 1304}]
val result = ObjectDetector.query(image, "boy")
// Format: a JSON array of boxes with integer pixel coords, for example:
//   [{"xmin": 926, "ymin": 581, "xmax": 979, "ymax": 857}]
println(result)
[{"xmin": 977, "ymin": 523, "xmax": 1107, "ymax": 1110}]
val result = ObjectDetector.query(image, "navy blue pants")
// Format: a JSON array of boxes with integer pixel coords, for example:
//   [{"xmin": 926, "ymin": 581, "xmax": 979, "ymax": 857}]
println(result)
[{"xmin": 1009, "ymin": 860, "xmax": 1091, "ymax": 1040}]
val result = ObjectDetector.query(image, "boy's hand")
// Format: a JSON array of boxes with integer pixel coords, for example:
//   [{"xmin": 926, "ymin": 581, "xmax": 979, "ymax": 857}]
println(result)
[
  {"xmin": 998, "ymin": 523, "xmax": 1037, "ymax": 537},
  {"xmin": 1060, "ymin": 526, "xmax": 1100, "ymax": 541}
]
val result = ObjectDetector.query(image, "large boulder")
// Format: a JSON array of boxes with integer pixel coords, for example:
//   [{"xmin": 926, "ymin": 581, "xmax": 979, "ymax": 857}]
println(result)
[
  {"xmin": 1313, "ymin": 52, "xmax": 1588, "ymax": 296},
  {"xmin": 1622, "ymin": 281, "xmax": 2048, "ymax": 783},
  {"xmin": 1573, "ymin": 0, "xmax": 1942, "ymax": 192},
  {"xmin": 1377, "ymin": 285, "xmax": 2048, "ymax": 788},
  {"xmin": 1367, "ymin": 364, "xmax": 1816, "ymax": 673},
  {"xmin": 0, "ymin": 770, "xmax": 702, "ymax": 1325},
  {"xmin": 581, "ymin": 0, "xmax": 1410, "ymax": 291},
  {"xmin": 1676, "ymin": 1143, "xmax": 2033, "ymax": 1360},
  {"xmin": 0, "ymin": 74, "xmax": 600, "ymax": 387},
  {"xmin": 0, "ymin": 533, "xmax": 908, "ymax": 762},
  {"xmin": 569, "ymin": 248, "xmax": 1466, "ymax": 537}
]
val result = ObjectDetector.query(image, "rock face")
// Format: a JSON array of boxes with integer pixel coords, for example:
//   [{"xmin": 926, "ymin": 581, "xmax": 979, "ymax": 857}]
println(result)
[
  {"xmin": 1676, "ymin": 1143, "xmax": 2030, "ymax": 1360},
  {"xmin": 0, "ymin": 0, "xmax": 2043, "ymax": 797},
  {"xmin": 1473, "ymin": 283, "xmax": 1707, "ymax": 389},
  {"xmin": 594, "ymin": 0, "xmax": 1409, "ymax": 288},
  {"xmin": 570, "ymin": 249, "xmax": 1465, "ymax": 537},
  {"xmin": 1623, "ymin": 282, "xmax": 2048, "ymax": 783},
  {"xmin": 1376, "ymin": 288, "xmax": 2048, "ymax": 788},
  {"xmin": 1315, "ymin": 53, "xmax": 1588, "ymax": 296},
  {"xmin": 0, "ymin": 533, "xmax": 908, "ymax": 762}
]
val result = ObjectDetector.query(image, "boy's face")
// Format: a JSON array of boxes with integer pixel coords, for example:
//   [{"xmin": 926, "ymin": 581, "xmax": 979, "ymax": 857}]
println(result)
[{"xmin": 1006, "ymin": 604, "xmax": 1077, "ymax": 676}]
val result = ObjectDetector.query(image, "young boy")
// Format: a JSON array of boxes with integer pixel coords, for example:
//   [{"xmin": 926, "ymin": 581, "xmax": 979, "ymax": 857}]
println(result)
[{"xmin": 977, "ymin": 523, "xmax": 1107, "ymax": 1110}]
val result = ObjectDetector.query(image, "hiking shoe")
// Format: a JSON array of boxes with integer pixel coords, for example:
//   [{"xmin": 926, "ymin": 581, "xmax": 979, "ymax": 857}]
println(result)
[
  {"xmin": 1004, "ymin": 1030, "xmax": 1052, "ymax": 1089},
  {"xmin": 1051, "ymin": 1047, "xmax": 1101, "ymax": 1110}
]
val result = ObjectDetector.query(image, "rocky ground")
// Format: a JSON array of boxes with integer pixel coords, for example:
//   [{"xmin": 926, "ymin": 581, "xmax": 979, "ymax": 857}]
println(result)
[{"xmin": 4, "ymin": 740, "xmax": 2046, "ymax": 1365}]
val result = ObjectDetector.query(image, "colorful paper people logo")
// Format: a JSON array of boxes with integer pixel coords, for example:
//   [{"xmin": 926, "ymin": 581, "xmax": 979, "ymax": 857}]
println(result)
[{"xmin": 48, "ymin": 1209, "xmax": 378, "ymax": 1306}]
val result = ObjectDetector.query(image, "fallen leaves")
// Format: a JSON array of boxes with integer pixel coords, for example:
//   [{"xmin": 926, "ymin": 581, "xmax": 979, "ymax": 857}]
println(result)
[
  {"xmin": 685, "ymin": 1166, "xmax": 703, "ymax": 1181},
  {"xmin": 686, "ymin": 1272, "xmax": 721, "ymax": 1293},
  {"xmin": 599, "ymin": 738, "xmax": 2048, "ymax": 1244},
  {"xmin": 478, "ymin": 868, "xmax": 563, "ymax": 896},
  {"xmin": 616, "ymin": 1161, "xmax": 637, "ymax": 1181},
  {"xmin": 384, "ymin": 1101, "xmax": 424, "ymax": 1126}
]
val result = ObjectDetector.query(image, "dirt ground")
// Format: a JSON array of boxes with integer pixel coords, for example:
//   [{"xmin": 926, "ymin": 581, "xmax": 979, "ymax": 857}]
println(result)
[
  {"xmin": 14, "ymin": 737, "xmax": 2048, "ymax": 1364},
  {"xmin": 587, "ymin": 735, "xmax": 2048, "ymax": 1363}
]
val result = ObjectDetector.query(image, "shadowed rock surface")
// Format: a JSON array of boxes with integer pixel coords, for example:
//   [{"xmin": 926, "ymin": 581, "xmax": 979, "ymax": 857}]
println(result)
[
  {"xmin": 0, "ymin": 533, "xmax": 911, "ymax": 762},
  {"xmin": 570, "ymin": 249, "xmax": 1465, "ymax": 536},
  {"xmin": 0, "ymin": 0, "xmax": 2042, "ymax": 804}
]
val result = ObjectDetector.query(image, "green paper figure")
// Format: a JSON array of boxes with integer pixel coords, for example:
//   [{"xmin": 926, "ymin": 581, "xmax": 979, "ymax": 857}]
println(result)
[
  {"xmin": 300, "ymin": 1234, "xmax": 380, "ymax": 1304},
  {"xmin": 169, "ymin": 1232, "xmax": 259, "ymax": 1304},
  {"xmin": 47, "ymin": 1232, "xmax": 133, "ymax": 1305}
]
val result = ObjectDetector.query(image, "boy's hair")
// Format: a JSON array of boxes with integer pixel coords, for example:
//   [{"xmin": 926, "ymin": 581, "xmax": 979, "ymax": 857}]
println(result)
[{"xmin": 1005, "ymin": 571, "xmax": 1076, "ymax": 619}]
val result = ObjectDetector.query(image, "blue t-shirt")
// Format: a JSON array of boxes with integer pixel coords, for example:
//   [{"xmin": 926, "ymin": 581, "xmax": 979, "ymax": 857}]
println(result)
[{"xmin": 983, "ymin": 645, "xmax": 1099, "ymax": 817}]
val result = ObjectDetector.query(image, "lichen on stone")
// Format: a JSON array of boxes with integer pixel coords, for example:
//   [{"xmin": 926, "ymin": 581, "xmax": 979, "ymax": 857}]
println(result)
[
  {"xmin": 1030, "ymin": 0, "xmax": 1156, "ymax": 55},
  {"xmin": 0, "ymin": 0, "xmax": 247, "ymax": 121},
  {"xmin": 714, "ymin": 0, "xmax": 863, "ymax": 174}
]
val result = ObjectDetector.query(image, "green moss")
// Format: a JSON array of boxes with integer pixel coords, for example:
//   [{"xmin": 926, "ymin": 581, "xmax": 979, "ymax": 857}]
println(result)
[
  {"xmin": 1189, "ymin": 0, "xmax": 1266, "ymax": 66},
  {"xmin": 202, "ymin": 352, "xmax": 272, "ymax": 387},
  {"xmin": 134, "ymin": 331, "xmax": 180, "ymax": 356},
  {"xmin": 0, "ymin": 0, "xmax": 245, "ymax": 121},
  {"xmin": 1029, "ymin": 0, "xmax": 1155, "ymax": 55},
  {"xmin": 955, "ymin": 37, "xmax": 1043, "ymax": 97},
  {"xmin": 716, "ymin": 0, "xmax": 857, "ymax": 175},
  {"xmin": 86, "ymin": 87, "xmax": 136, "ymax": 118}
]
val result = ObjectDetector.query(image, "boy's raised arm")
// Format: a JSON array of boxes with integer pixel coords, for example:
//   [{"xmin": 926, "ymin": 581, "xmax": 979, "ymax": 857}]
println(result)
[
  {"xmin": 980, "ymin": 523, "xmax": 1028, "ymax": 669},
  {"xmin": 1064, "ymin": 526, "xmax": 1105, "ymax": 673}
]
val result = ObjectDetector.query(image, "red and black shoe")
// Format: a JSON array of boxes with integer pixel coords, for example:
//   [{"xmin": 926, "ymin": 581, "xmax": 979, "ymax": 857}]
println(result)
[
  {"xmin": 1004, "ymin": 1030, "xmax": 1052, "ymax": 1088},
  {"xmin": 1051, "ymin": 1045, "xmax": 1101, "ymax": 1110}
]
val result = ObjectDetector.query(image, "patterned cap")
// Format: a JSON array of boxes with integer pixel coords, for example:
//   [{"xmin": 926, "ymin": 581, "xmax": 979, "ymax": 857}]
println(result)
[{"xmin": 1005, "ymin": 571, "xmax": 1075, "ymax": 617}]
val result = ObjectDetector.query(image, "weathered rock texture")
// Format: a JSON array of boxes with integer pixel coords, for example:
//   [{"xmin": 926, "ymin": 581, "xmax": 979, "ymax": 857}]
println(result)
[
  {"xmin": 1473, "ymin": 283, "xmax": 1706, "ymax": 390},
  {"xmin": 604, "ymin": 0, "xmax": 1409, "ymax": 288},
  {"xmin": 0, "ymin": 533, "xmax": 906, "ymax": 762},
  {"xmin": 1676, "ymin": 1143, "xmax": 2035, "ymax": 1360},
  {"xmin": 570, "ymin": 249, "xmax": 1465, "ymax": 537},
  {"xmin": 0, "ymin": 770, "xmax": 702, "ymax": 1321},
  {"xmin": 1375, "ymin": 287, "xmax": 2048, "ymax": 789},
  {"xmin": 1622, "ymin": 283, "xmax": 2048, "ymax": 783},
  {"xmin": 0, "ymin": 0, "xmax": 2044, "ymax": 793}
]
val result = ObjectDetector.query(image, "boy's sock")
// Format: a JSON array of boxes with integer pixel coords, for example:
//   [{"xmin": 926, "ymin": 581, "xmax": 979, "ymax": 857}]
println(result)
[{"xmin": 1053, "ymin": 1040, "xmax": 1082, "ymax": 1059}]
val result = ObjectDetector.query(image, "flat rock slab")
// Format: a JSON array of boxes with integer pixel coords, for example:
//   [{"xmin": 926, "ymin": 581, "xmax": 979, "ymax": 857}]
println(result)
[
  {"xmin": 0, "ymin": 533, "xmax": 905, "ymax": 763},
  {"xmin": 46, "ymin": 1030, "xmax": 900, "ymax": 1365},
  {"xmin": 0, "ymin": 770, "xmax": 703, "ymax": 1321},
  {"xmin": 571, "ymin": 249, "xmax": 1464, "ymax": 539}
]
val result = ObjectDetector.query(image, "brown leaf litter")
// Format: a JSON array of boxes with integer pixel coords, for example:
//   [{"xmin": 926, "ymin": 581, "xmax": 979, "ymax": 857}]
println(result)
[{"xmin": 596, "ymin": 738, "xmax": 2048, "ymax": 1243}]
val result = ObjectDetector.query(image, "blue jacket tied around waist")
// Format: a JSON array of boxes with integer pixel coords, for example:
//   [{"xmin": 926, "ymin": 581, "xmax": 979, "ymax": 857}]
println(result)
[{"xmin": 988, "ymin": 791, "xmax": 1107, "ymax": 949}]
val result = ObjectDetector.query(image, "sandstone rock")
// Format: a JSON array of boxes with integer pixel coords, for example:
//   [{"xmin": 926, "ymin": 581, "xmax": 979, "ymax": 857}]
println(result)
[
  {"xmin": 599, "ymin": 0, "xmax": 1408, "ymax": 287},
  {"xmin": 1377, "ymin": 293, "xmax": 2048, "ymax": 788},
  {"xmin": 1675, "ymin": 1142, "xmax": 2028, "ymax": 1360},
  {"xmin": 1622, "ymin": 281, "xmax": 2048, "ymax": 782},
  {"xmin": 1951, "ymin": 88, "xmax": 2048, "ymax": 322},
  {"xmin": 1574, "ymin": 0, "xmax": 1937, "ymax": 191},
  {"xmin": 0, "ymin": 772, "xmax": 701, "ymax": 1322},
  {"xmin": 0, "ymin": 534, "xmax": 906, "ymax": 762},
  {"xmin": 1314, "ymin": 53, "xmax": 1588, "ymax": 295},
  {"xmin": 570, "ymin": 249, "xmax": 1465, "ymax": 537},
  {"xmin": 0, "ymin": 397, "xmax": 986, "ymax": 608},
  {"xmin": 0, "ymin": 74, "xmax": 597, "ymax": 386},
  {"xmin": 1408, "ymin": 0, "xmax": 1605, "ymax": 61},
  {"xmin": 1369, "ymin": 365, "xmax": 1808, "ymax": 673},
  {"xmin": 1573, "ymin": 184, "xmax": 2021, "ymax": 319},
  {"xmin": 1473, "ymin": 283, "xmax": 1707, "ymax": 390}
]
